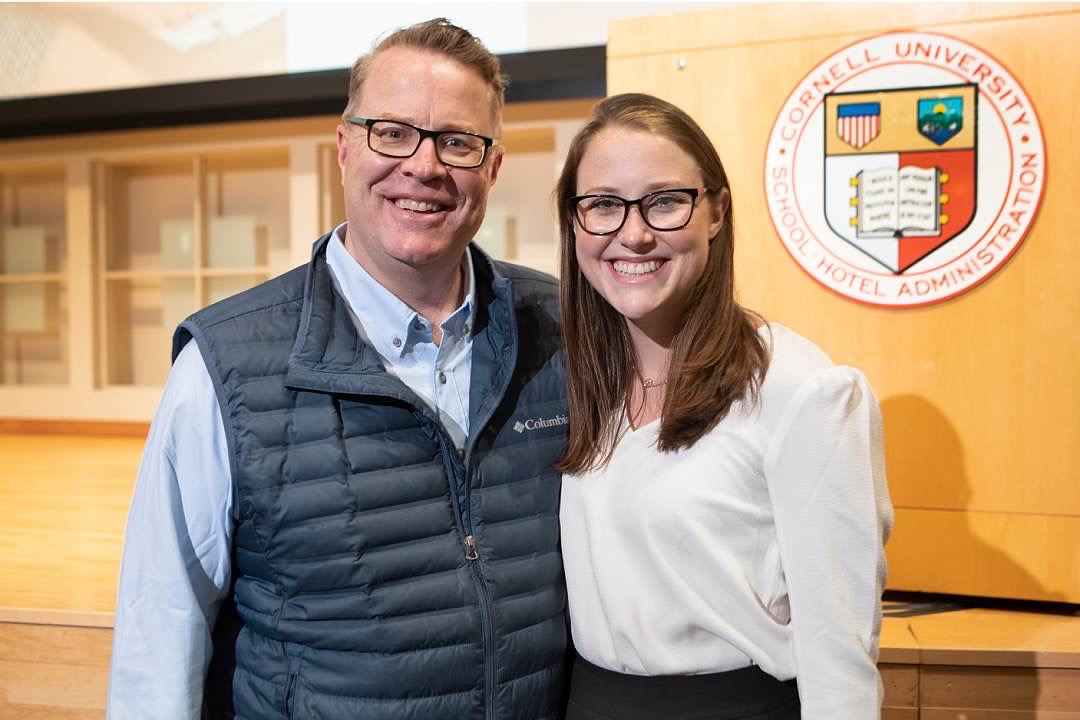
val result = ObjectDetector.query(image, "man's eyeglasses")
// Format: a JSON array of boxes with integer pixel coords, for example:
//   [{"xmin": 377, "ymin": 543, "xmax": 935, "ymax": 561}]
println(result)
[
  {"xmin": 345, "ymin": 116, "xmax": 498, "ymax": 169},
  {"xmin": 569, "ymin": 188, "xmax": 705, "ymax": 236}
]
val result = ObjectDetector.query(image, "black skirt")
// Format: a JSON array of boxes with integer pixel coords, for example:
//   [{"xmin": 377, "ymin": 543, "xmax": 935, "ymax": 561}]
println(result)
[{"xmin": 566, "ymin": 654, "xmax": 800, "ymax": 720}]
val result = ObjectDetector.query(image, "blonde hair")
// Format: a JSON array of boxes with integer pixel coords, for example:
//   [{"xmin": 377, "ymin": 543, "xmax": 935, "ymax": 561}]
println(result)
[{"xmin": 343, "ymin": 18, "xmax": 506, "ymax": 126}]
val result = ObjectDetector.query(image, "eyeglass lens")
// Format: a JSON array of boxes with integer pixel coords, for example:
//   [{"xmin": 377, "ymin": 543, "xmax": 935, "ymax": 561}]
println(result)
[
  {"xmin": 576, "ymin": 191, "xmax": 696, "ymax": 234},
  {"xmin": 367, "ymin": 121, "xmax": 487, "ymax": 167}
]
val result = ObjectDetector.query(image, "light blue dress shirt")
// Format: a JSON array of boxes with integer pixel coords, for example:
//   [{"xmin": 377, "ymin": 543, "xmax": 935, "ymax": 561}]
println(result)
[{"xmin": 106, "ymin": 226, "xmax": 476, "ymax": 719}]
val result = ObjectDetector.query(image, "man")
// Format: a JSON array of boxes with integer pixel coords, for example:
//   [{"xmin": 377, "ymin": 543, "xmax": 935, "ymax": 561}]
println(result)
[{"xmin": 107, "ymin": 19, "xmax": 568, "ymax": 719}]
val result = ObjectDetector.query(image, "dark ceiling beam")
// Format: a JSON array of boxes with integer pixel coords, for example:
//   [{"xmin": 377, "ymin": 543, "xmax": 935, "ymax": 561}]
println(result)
[{"xmin": 0, "ymin": 45, "xmax": 605, "ymax": 139}]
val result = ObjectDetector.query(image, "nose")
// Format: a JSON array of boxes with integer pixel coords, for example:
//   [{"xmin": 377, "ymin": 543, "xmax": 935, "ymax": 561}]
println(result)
[
  {"xmin": 399, "ymin": 137, "xmax": 448, "ymax": 180},
  {"xmin": 618, "ymin": 205, "xmax": 655, "ymax": 251}
]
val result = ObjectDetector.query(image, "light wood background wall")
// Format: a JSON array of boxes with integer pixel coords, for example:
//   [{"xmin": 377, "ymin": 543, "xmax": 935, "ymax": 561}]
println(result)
[
  {"xmin": 0, "ymin": 100, "xmax": 591, "ymax": 426},
  {"xmin": 607, "ymin": 4, "xmax": 1080, "ymax": 603}
]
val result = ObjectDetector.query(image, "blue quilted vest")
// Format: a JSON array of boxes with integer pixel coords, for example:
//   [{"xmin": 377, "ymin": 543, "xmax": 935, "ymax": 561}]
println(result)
[{"xmin": 174, "ymin": 233, "xmax": 569, "ymax": 719}]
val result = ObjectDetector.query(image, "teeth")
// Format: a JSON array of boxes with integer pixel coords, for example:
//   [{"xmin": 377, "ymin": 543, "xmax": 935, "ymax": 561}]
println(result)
[
  {"xmin": 394, "ymin": 198, "xmax": 443, "ymax": 213},
  {"xmin": 612, "ymin": 260, "xmax": 661, "ymax": 276}
]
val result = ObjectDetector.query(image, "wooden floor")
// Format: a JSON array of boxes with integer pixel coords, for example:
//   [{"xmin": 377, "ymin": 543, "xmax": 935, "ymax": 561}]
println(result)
[
  {"xmin": 1, "ymin": 432, "xmax": 1079, "ymax": 719},
  {"xmin": 0, "ymin": 433, "xmax": 142, "ymax": 623},
  {"xmin": 0, "ymin": 433, "xmax": 140, "ymax": 718}
]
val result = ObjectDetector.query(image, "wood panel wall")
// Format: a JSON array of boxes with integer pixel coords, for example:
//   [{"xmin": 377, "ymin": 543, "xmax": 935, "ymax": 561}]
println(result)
[
  {"xmin": 0, "ymin": 99, "xmax": 594, "ymax": 424},
  {"xmin": 0, "ymin": 623, "xmax": 110, "ymax": 719},
  {"xmin": 607, "ymin": 4, "xmax": 1080, "ymax": 602},
  {"xmin": 5, "ymin": 611, "xmax": 1080, "ymax": 719}
]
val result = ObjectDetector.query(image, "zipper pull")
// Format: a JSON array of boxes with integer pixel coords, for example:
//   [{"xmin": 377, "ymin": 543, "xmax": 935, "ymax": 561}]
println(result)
[{"xmin": 464, "ymin": 535, "xmax": 479, "ymax": 561}]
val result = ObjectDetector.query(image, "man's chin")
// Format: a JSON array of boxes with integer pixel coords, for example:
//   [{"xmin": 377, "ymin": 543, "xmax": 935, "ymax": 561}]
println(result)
[{"xmin": 386, "ymin": 238, "xmax": 471, "ymax": 271}]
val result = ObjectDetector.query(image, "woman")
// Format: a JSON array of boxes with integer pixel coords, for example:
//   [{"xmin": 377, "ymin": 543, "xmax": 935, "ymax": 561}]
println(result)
[{"xmin": 556, "ymin": 93, "xmax": 894, "ymax": 719}]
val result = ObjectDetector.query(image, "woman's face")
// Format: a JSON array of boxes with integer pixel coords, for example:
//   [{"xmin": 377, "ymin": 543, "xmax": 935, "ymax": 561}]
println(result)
[{"xmin": 572, "ymin": 127, "xmax": 726, "ymax": 337}]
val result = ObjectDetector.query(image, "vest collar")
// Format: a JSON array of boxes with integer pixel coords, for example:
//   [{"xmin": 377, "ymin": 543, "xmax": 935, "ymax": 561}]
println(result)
[{"xmin": 285, "ymin": 232, "xmax": 516, "ymax": 419}]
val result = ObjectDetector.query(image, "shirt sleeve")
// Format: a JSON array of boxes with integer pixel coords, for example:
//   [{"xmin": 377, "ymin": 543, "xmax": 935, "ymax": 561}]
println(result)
[
  {"xmin": 763, "ymin": 366, "xmax": 894, "ymax": 719},
  {"xmin": 106, "ymin": 340, "xmax": 234, "ymax": 720}
]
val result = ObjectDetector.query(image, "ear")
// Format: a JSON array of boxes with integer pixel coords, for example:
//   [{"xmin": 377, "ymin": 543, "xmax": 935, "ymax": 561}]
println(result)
[
  {"xmin": 336, "ymin": 124, "xmax": 349, "ymax": 184},
  {"xmin": 487, "ymin": 145, "xmax": 505, "ymax": 187},
  {"xmin": 707, "ymin": 187, "xmax": 731, "ymax": 242}
]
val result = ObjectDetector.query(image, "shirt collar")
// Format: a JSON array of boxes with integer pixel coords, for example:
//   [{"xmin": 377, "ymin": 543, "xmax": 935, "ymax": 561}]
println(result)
[{"xmin": 325, "ymin": 223, "xmax": 475, "ymax": 357}]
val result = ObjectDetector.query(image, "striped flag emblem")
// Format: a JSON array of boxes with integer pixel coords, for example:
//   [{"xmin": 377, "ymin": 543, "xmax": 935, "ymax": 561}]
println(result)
[{"xmin": 837, "ymin": 102, "xmax": 881, "ymax": 150}]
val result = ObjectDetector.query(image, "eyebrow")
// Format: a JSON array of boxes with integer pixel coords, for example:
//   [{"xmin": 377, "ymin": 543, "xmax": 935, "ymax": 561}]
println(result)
[
  {"xmin": 578, "ymin": 181, "xmax": 698, "ymax": 196},
  {"xmin": 368, "ymin": 113, "xmax": 486, "ymax": 135}
]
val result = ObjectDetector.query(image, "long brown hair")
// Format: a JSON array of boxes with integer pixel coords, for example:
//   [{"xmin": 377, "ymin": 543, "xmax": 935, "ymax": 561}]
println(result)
[{"xmin": 556, "ymin": 93, "xmax": 770, "ymax": 474}]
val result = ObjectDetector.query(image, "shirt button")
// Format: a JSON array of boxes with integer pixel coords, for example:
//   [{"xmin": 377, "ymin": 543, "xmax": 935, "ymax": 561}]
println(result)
[
  {"xmin": 414, "ymin": 320, "xmax": 425, "ymax": 331},
  {"xmin": 463, "ymin": 323, "xmax": 471, "ymax": 335},
  {"xmin": 392, "ymin": 337, "xmax": 402, "ymax": 348},
  {"xmin": 438, "ymin": 371, "xmax": 447, "ymax": 384}
]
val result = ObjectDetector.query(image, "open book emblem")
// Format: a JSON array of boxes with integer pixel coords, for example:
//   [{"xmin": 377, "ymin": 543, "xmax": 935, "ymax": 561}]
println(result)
[{"xmin": 823, "ymin": 83, "xmax": 978, "ymax": 274}]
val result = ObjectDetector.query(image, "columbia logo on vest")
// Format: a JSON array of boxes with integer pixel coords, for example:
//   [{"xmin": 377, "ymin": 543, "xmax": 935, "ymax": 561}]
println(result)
[{"xmin": 513, "ymin": 414, "xmax": 569, "ymax": 433}]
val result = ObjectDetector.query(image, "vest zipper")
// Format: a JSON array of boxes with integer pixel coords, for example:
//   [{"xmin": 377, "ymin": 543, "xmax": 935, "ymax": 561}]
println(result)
[
  {"xmin": 460, "ymin": 334, "xmax": 519, "ymax": 720},
  {"xmin": 464, "ymin": 534, "xmax": 496, "ymax": 720},
  {"xmin": 437, "ymin": 431, "xmax": 497, "ymax": 720},
  {"xmin": 283, "ymin": 671, "xmax": 298, "ymax": 718}
]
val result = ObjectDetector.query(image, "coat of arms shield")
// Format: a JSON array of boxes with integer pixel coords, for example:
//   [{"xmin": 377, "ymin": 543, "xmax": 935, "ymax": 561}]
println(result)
[{"xmin": 823, "ymin": 84, "xmax": 978, "ymax": 273}]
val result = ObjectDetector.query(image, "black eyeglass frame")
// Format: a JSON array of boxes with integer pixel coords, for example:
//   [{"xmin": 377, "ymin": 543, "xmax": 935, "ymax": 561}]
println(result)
[
  {"xmin": 568, "ymin": 187, "xmax": 707, "ymax": 236},
  {"xmin": 345, "ymin": 115, "xmax": 499, "ymax": 169}
]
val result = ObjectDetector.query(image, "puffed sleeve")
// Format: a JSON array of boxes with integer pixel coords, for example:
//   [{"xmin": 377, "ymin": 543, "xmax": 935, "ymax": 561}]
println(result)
[{"xmin": 763, "ymin": 366, "xmax": 894, "ymax": 719}]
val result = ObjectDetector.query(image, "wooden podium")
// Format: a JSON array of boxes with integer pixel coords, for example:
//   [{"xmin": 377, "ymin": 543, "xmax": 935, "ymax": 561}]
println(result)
[{"xmin": 608, "ymin": 3, "xmax": 1080, "ymax": 605}]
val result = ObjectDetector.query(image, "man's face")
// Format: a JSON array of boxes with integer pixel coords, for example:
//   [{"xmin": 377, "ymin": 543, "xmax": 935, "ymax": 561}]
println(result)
[{"xmin": 336, "ymin": 46, "xmax": 503, "ymax": 283}]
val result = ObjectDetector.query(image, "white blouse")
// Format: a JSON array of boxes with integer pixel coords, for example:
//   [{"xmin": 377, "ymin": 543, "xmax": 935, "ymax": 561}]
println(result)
[{"xmin": 560, "ymin": 324, "xmax": 894, "ymax": 719}]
